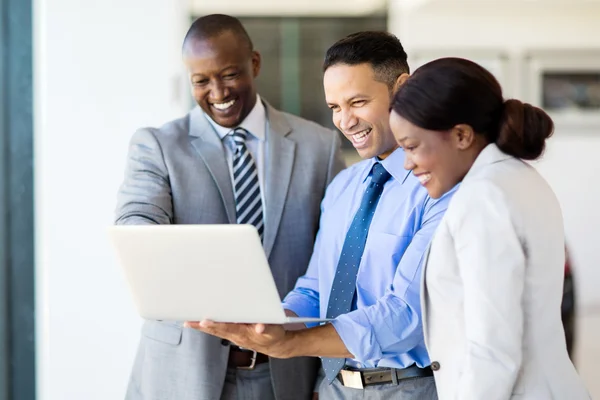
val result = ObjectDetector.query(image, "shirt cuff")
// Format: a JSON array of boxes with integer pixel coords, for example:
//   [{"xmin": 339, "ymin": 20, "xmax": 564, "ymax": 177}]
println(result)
[
  {"xmin": 330, "ymin": 310, "xmax": 382, "ymax": 363},
  {"xmin": 282, "ymin": 290, "xmax": 320, "ymax": 320}
]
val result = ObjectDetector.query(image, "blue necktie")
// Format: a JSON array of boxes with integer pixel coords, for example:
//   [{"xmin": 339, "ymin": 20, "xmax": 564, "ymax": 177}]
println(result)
[{"xmin": 322, "ymin": 162, "xmax": 392, "ymax": 383}]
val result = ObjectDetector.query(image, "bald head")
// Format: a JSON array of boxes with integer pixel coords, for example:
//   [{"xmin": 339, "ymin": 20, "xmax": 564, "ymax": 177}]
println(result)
[{"xmin": 183, "ymin": 14, "xmax": 253, "ymax": 56}]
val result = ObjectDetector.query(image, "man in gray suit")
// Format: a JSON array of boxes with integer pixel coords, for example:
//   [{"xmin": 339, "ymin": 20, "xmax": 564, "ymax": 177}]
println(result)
[{"xmin": 115, "ymin": 14, "xmax": 345, "ymax": 400}]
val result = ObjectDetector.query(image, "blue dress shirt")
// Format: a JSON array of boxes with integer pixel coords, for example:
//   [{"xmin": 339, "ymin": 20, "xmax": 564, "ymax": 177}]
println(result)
[{"xmin": 282, "ymin": 147, "xmax": 456, "ymax": 369}]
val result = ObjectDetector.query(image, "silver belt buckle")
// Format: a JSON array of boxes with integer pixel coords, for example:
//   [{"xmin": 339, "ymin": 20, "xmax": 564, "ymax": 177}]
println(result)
[
  {"xmin": 340, "ymin": 369, "xmax": 364, "ymax": 389},
  {"xmin": 237, "ymin": 349, "xmax": 257, "ymax": 370}
]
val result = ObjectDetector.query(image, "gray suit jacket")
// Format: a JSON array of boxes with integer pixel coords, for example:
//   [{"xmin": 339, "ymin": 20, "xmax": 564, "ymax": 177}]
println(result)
[{"xmin": 116, "ymin": 101, "xmax": 345, "ymax": 400}]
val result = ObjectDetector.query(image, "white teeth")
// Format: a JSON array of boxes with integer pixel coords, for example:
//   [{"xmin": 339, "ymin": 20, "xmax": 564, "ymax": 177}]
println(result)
[
  {"xmin": 351, "ymin": 129, "xmax": 371, "ymax": 144},
  {"xmin": 418, "ymin": 174, "xmax": 432, "ymax": 185},
  {"xmin": 213, "ymin": 99, "xmax": 236, "ymax": 110}
]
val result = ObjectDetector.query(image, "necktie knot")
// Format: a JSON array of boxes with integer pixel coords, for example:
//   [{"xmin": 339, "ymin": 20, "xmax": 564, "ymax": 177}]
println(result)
[
  {"xmin": 371, "ymin": 162, "xmax": 391, "ymax": 185},
  {"xmin": 232, "ymin": 128, "xmax": 249, "ymax": 150}
]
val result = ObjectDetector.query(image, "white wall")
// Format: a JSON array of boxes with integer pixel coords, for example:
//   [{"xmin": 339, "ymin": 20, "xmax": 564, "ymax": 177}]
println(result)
[
  {"xmin": 390, "ymin": 0, "xmax": 600, "ymax": 309},
  {"xmin": 190, "ymin": 0, "xmax": 386, "ymax": 16},
  {"xmin": 34, "ymin": 0, "xmax": 189, "ymax": 398}
]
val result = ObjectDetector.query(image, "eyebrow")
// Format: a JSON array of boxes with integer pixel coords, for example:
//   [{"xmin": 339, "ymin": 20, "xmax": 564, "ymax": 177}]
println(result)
[
  {"xmin": 218, "ymin": 65, "xmax": 238, "ymax": 73},
  {"xmin": 347, "ymin": 94, "xmax": 370, "ymax": 101},
  {"xmin": 327, "ymin": 94, "xmax": 371, "ymax": 106},
  {"xmin": 190, "ymin": 65, "xmax": 238, "ymax": 78}
]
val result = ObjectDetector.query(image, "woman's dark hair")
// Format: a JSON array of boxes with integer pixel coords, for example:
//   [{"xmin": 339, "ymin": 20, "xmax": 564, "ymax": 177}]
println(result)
[{"xmin": 391, "ymin": 57, "xmax": 553, "ymax": 160}]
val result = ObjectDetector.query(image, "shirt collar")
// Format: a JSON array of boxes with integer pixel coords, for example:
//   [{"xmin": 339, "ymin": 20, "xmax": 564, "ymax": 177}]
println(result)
[
  {"xmin": 205, "ymin": 94, "xmax": 266, "ymax": 141},
  {"xmin": 361, "ymin": 147, "xmax": 411, "ymax": 184}
]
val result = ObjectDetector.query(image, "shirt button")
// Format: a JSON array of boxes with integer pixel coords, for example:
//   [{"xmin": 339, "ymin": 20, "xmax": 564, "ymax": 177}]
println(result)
[{"xmin": 431, "ymin": 361, "xmax": 441, "ymax": 371}]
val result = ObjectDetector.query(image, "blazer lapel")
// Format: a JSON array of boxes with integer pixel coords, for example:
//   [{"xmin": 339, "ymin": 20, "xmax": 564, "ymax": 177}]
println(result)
[
  {"xmin": 263, "ymin": 103, "xmax": 295, "ymax": 258},
  {"xmin": 188, "ymin": 107, "xmax": 237, "ymax": 224}
]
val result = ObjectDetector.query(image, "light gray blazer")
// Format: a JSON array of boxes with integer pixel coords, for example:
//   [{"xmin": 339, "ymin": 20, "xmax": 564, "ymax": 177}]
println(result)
[
  {"xmin": 421, "ymin": 144, "xmax": 590, "ymax": 400},
  {"xmin": 115, "ymin": 101, "xmax": 345, "ymax": 400}
]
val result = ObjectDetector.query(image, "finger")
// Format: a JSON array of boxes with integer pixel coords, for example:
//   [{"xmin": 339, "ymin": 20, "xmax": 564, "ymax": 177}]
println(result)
[
  {"xmin": 184, "ymin": 321, "xmax": 202, "ymax": 329},
  {"xmin": 255, "ymin": 323, "xmax": 266, "ymax": 334},
  {"xmin": 256, "ymin": 323, "xmax": 284, "ymax": 335},
  {"xmin": 201, "ymin": 322, "xmax": 250, "ymax": 339},
  {"xmin": 199, "ymin": 319, "xmax": 216, "ymax": 328},
  {"xmin": 191, "ymin": 322, "xmax": 233, "ymax": 341}
]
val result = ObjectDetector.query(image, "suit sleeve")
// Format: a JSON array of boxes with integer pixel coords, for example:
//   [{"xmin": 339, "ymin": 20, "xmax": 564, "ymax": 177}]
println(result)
[
  {"xmin": 450, "ymin": 181, "xmax": 525, "ymax": 400},
  {"xmin": 115, "ymin": 128, "xmax": 173, "ymax": 225}
]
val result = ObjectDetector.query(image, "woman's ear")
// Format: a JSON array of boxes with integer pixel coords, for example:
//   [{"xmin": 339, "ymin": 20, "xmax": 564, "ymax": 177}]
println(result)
[{"xmin": 451, "ymin": 124, "xmax": 476, "ymax": 150}]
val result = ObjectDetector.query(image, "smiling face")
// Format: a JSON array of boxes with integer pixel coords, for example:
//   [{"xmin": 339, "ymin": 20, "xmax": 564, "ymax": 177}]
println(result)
[
  {"xmin": 183, "ymin": 30, "xmax": 260, "ymax": 128},
  {"xmin": 324, "ymin": 63, "xmax": 402, "ymax": 160},
  {"xmin": 389, "ymin": 111, "xmax": 483, "ymax": 198}
]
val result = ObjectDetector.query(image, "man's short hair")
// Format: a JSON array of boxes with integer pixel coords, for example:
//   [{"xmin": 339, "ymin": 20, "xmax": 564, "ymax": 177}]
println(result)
[
  {"xmin": 182, "ymin": 14, "xmax": 253, "ymax": 54},
  {"xmin": 323, "ymin": 31, "xmax": 410, "ymax": 88}
]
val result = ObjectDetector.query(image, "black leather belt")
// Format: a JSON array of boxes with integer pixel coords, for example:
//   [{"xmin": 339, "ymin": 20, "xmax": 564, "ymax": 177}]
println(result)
[
  {"xmin": 228, "ymin": 346, "xmax": 269, "ymax": 370},
  {"xmin": 338, "ymin": 364, "xmax": 433, "ymax": 389}
]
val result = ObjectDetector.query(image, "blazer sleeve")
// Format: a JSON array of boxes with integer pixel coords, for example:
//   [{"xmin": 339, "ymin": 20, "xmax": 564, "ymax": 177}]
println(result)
[
  {"xmin": 449, "ymin": 181, "xmax": 526, "ymax": 400},
  {"xmin": 114, "ymin": 128, "xmax": 173, "ymax": 225}
]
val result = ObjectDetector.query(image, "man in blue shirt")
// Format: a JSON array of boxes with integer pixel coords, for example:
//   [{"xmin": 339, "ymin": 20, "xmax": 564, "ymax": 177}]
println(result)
[{"xmin": 187, "ymin": 31, "xmax": 455, "ymax": 399}]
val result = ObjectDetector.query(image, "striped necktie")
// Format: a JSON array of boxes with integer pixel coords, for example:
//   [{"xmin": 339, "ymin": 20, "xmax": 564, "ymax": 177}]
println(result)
[{"xmin": 232, "ymin": 127, "xmax": 264, "ymax": 240}]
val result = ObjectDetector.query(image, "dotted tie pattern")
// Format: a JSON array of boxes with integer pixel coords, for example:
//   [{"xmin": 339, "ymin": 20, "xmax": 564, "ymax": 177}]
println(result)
[{"xmin": 321, "ymin": 162, "xmax": 392, "ymax": 384}]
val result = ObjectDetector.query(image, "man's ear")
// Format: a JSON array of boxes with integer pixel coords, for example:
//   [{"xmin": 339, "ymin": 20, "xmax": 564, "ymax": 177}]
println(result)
[
  {"xmin": 393, "ymin": 73, "xmax": 410, "ymax": 94},
  {"xmin": 251, "ymin": 50, "xmax": 261, "ymax": 78},
  {"xmin": 451, "ymin": 124, "xmax": 476, "ymax": 150}
]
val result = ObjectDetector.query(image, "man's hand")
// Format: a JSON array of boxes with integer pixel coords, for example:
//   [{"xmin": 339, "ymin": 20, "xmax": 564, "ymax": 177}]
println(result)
[
  {"xmin": 185, "ymin": 318, "xmax": 353, "ymax": 359},
  {"xmin": 184, "ymin": 320, "xmax": 294, "ymax": 358},
  {"xmin": 284, "ymin": 309, "xmax": 307, "ymax": 331}
]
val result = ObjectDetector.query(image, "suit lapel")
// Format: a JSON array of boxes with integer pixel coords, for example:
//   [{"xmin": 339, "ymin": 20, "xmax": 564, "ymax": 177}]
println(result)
[
  {"xmin": 263, "ymin": 103, "xmax": 295, "ymax": 258},
  {"xmin": 188, "ymin": 107, "xmax": 237, "ymax": 224}
]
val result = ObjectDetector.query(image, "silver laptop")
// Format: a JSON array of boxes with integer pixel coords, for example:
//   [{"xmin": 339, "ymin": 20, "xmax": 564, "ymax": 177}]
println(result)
[{"xmin": 108, "ymin": 224, "xmax": 329, "ymax": 325}]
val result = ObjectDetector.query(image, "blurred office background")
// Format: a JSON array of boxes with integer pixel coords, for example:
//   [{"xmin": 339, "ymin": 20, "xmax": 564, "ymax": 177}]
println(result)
[{"xmin": 1, "ymin": 0, "xmax": 600, "ymax": 399}]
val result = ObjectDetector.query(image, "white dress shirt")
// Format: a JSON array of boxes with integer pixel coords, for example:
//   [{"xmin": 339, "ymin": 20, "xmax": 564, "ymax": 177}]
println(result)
[{"xmin": 205, "ymin": 94, "xmax": 268, "ymax": 212}]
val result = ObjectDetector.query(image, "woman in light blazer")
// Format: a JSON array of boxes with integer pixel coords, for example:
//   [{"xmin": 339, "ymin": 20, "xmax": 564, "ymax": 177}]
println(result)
[{"xmin": 388, "ymin": 57, "xmax": 590, "ymax": 400}]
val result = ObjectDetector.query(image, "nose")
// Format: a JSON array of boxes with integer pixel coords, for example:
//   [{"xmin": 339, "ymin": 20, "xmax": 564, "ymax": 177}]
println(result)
[
  {"xmin": 339, "ymin": 109, "xmax": 358, "ymax": 132},
  {"xmin": 403, "ymin": 153, "xmax": 416, "ymax": 171},
  {"xmin": 208, "ymin": 80, "xmax": 230, "ymax": 102}
]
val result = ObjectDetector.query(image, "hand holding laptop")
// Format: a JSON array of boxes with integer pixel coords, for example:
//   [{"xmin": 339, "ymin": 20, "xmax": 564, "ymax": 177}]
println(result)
[
  {"xmin": 185, "ymin": 314, "xmax": 351, "ymax": 360},
  {"xmin": 184, "ymin": 319, "xmax": 291, "ymax": 359}
]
